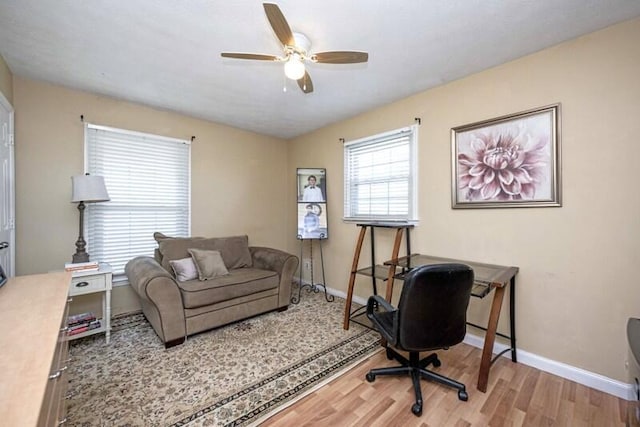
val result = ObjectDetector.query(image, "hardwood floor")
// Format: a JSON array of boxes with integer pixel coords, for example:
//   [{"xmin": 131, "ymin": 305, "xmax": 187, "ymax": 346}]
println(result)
[{"xmin": 260, "ymin": 343, "xmax": 628, "ymax": 426}]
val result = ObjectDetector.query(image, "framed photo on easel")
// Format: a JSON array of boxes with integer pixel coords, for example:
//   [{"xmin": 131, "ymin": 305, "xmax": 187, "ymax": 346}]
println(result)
[
  {"xmin": 297, "ymin": 168, "xmax": 327, "ymax": 239},
  {"xmin": 297, "ymin": 168, "xmax": 326, "ymax": 203},
  {"xmin": 297, "ymin": 202, "xmax": 327, "ymax": 239},
  {"xmin": 293, "ymin": 169, "xmax": 333, "ymax": 304}
]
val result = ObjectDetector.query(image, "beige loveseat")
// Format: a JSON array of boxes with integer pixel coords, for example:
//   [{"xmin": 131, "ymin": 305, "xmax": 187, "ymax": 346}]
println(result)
[{"xmin": 125, "ymin": 234, "xmax": 298, "ymax": 347}]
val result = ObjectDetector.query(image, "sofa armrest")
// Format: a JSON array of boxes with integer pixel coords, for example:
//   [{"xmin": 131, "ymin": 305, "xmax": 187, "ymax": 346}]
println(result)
[
  {"xmin": 249, "ymin": 247, "xmax": 299, "ymax": 307},
  {"xmin": 125, "ymin": 256, "xmax": 186, "ymax": 346}
]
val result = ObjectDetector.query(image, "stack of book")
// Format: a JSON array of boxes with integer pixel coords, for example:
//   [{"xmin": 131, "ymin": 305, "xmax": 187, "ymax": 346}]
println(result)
[
  {"xmin": 68, "ymin": 312, "xmax": 101, "ymax": 336},
  {"xmin": 65, "ymin": 261, "xmax": 99, "ymax": 273}
]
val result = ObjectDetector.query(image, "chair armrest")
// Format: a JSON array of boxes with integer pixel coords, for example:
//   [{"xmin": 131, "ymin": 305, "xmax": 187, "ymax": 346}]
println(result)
[
  {"xmin": 366, "ymin": 295, "xmax": 399, "ymax": 346},
  {"xmin": 125, "ymin": 256, "xmax": 186, "ymax": 344},
  {"xmin": 367, "ymin": 295, "xmax": 395, "ymax": 314},
  {"xmin": 249, "ymin": 246, "xmax": 299, "ymax": 308}
]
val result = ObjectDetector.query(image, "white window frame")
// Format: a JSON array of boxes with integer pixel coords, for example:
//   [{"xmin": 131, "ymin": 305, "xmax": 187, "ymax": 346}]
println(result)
[
  {"xmin": 84, "ymin": 123, "xmax": 191, "ymax": 282},
  {"xmin": 343, "ymin": 125, "xmax": 418, "ymax": 223}
]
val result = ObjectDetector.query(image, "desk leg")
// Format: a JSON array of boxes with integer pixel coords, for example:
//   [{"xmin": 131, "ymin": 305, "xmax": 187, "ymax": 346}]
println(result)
[
  {"xmin": 509, "ymin": 276, "xmax": 517, "ymax": 363},
  {"xmin": 383, "ymin": 227, "xmax": 404, "ymax": 303},
  {"xmin": 343, "ymin": 226, "xmax": 368, "ymax": 330},
  {"xmin": 477, "ymin": 285, "xmax": 505, "ymax": 392}
]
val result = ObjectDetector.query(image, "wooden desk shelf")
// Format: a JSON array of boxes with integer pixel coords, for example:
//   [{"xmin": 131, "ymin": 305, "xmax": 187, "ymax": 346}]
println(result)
[{"xmin": 355, "ymin": 265, "xmax": 397, "ymax": 281}]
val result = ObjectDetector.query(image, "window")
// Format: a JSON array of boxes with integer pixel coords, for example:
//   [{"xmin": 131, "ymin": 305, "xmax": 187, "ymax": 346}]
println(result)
[
  {"xmin": 343, "ymin": 125, "xmax": 418, "ymax": 223},
  {"xmin": 85, "ymin": 123, "xmax": 190, "ymax": 280}
]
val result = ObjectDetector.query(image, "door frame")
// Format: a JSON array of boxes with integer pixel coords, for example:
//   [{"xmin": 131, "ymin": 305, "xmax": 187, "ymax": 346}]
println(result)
[{"xmin": 0, "ymin": 91, "xmax": 15, "ymax": 277}]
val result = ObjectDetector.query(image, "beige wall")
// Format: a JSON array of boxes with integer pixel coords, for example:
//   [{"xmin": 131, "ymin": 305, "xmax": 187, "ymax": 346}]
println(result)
[
  {"xmin": 13, "ymin": 77, "xmax": 290, "ymax": 314},
  {"xmin": 0, "ymin": 53, "xmax": 12, "ymax": 104},
  {"xmin": 287, "ymin": 18, "xmax": 640, "ymax": 382}
]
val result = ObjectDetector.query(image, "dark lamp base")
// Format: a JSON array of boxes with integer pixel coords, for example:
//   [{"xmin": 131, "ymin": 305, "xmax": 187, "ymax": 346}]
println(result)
[
  {"xmin": 72, "ymin": 251, "xmax": 90, "ymax": 264},
  {"xmin": 73, "ymin": 201, "xmax": 90, "ymax": 264}
]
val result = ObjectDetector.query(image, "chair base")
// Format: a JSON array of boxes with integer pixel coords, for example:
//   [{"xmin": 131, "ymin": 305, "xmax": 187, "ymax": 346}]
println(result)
[{"xmin": 365, "ymin": 347, "xmax": 468, "ymax": 416}]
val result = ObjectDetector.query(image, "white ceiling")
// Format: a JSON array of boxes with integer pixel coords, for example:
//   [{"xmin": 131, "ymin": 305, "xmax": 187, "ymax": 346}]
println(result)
[{"xmin": 1, "ymin": 1, "xmax": 639, "ymax": 139}]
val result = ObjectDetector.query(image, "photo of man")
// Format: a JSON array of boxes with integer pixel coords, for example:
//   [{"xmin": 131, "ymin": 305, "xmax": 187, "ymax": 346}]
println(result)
[
  {"xmin": 302, "ymin": 175, "xmax": 323, "ymax": 201},
  {"xmin": 297, "ymin": 168, "xmax": 326, "ymax": 203}
]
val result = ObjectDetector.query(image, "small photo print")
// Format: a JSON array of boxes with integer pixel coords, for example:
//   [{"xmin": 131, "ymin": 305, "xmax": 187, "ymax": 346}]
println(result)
[
  {"xmin": 297, "ymin": 202, "xmax": 328, "ymax": 239},
  {"xmin": 297, "ymin": 168, "xmax": 326, "ymax": 203}
]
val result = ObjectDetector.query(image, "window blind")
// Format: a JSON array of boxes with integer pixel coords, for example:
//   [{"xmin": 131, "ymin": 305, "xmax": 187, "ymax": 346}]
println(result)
[
  {"xmin": 343, "ymin": 125, "xmax": 418, "ymax": 222},
  {"xmin": 85, "ymin": 123, "xmax": 190, "ymax": 278}
]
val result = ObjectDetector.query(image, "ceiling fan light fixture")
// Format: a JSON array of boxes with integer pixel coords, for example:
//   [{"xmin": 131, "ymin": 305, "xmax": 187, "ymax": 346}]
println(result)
[
  {"xmin": 284, "ymin": 55, "xmax": 305, "ymax": 80},
  {"xmin": 220, "ymin": 5, "xmax": 366, "ymax": 94}
]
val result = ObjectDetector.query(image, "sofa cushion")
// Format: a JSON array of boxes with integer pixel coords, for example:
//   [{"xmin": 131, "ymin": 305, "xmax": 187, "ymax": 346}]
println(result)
[
  {"xmin": 153, "ymin": 232, "xmax": 204, "ymax": 264},
  {"xmin": 158, "ymin": 235, "xmax": 253, "ymax": 273},
  {"xmin": 177, "ymin": 268, "xmax": 279, "ymax": 308},
  {"xmin": 188, "ymin": 248, "xmax": 229, "ymax": 280},
  {"xmin": 169, "ymin": 257, "xmax": 199, "ymax": 282}
]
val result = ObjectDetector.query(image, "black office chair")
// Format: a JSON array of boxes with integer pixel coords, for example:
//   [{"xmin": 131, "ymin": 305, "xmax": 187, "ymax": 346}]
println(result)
[{"xmin": 365, "ymin": 263, "xmax": 474, "ymax": 416}]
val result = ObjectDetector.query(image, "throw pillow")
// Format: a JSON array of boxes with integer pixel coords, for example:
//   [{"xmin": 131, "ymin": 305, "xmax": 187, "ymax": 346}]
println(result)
[
  {"xmin": 188, "ymin": 248, "xmax": 230, "ymax": 281},
  {"xmin": 169, "ymin": 257, "xmax": 198, "ymax": 282},
  {"xmin": 153, "ymin": 231, "xmax": 170, "ymax": 243},
  {"xmin": 158, "ymin": 235, "xmax": 252, "ymax": 272}
]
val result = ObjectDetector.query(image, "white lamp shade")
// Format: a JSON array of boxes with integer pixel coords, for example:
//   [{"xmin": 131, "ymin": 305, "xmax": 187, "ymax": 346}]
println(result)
[
  {"xmin": 71, "ymin": 175, "xmax": 110, "ymax": 203},
  {"xmin": 284, "ymin": 56, "xmax": 305, "ymax": 80}
]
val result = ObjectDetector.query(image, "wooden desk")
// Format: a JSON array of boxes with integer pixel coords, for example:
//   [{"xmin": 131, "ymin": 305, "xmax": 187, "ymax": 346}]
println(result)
[
  {"xmin": 0, "ymin": 271, "xmax": 72, "ymax": 426},
  {"xmin": 384, "ymin": 254, "xmax": 519, "ymax": 392}
]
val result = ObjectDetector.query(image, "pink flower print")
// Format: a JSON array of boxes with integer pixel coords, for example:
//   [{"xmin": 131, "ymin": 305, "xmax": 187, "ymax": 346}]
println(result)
[{"xmin": 458, "ymin": 126, "xmax": 549, "ymax": 201}]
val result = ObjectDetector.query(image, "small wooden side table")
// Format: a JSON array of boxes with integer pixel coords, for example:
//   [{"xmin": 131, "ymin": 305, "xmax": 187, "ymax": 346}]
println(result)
[{"xmin": 68, "ymin": 263, "xmax": 113, "ymax": 344}]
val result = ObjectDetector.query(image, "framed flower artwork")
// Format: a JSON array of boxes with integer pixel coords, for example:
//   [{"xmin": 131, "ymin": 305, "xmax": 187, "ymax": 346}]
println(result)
[{"xmin": 451, "ymin": 104, "xmax": 561, "ymax": 209}]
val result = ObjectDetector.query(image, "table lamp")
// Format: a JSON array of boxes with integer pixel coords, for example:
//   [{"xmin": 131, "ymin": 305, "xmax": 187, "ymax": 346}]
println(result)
[{"xmin": 71, "ymin": 174, "xmax": 110, "ymax": 263}]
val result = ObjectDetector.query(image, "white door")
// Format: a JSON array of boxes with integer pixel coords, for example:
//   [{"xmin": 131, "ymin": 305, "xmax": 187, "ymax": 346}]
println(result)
[{"xmin": 0, "ymin": 93, "xmax": 15, "ymax": 277}]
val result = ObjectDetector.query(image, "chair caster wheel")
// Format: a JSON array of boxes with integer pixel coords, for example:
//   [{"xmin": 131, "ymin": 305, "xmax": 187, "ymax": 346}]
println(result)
[
  {"xmin": 411, "ymin": 403, "xmax": 422, "ymax": 416},
  {"xmin": 366, "ymin": 372, "xmax": 376, "ymax": 382},
  {"xmin": 432, "ymin": 357, "xmax": 441, "ymax": 368},
  {"xmin": 458, "ymin": 390, "xmax": 468, "ymax": 401},
  {"xmin": 385, "ymin": 348, "xmax": 394, "ymax": 360}
]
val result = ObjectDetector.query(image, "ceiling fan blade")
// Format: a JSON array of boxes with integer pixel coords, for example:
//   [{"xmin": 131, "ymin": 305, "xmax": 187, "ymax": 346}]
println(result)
[
  {"xmin": 221, "ymin": 53, "xmax": 279, "ymax": 61},
  {"xmin": 313, "ymin": 51, "xmax": 369, "ymax": 64},
  {"xmin": 263, "ymin": 3, "xmax": 295, "ymax": 46},
  {"xmin": 297, "ymin": 72, "xmax": 314, "ymax": 94}
]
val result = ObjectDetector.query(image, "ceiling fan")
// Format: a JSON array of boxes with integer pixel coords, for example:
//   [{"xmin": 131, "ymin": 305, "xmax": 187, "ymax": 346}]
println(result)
[{"xmin": 221, "ymin": 3, "xmax": 368, "ymax": 94}]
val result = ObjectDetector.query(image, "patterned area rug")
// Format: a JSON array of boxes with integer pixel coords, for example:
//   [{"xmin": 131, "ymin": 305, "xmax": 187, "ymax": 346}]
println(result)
[{"xmin": 66, "ymin": 287, "xmax": 380, "ymax": 426}]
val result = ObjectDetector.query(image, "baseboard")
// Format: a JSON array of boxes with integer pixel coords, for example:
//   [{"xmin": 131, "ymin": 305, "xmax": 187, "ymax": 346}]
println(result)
[
  {"xmin": 463, "ymin": 332, "xmax": 632, "ymax": 400},
  {"xmin": 317, "ymin": 283, "xmax": 633, "ymax": 401}
]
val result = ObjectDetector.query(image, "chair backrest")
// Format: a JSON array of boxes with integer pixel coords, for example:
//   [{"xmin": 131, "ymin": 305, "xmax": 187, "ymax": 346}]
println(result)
[{"xmin": 397, "ymin": 263, "xmax": 474, "ymax": 352}]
